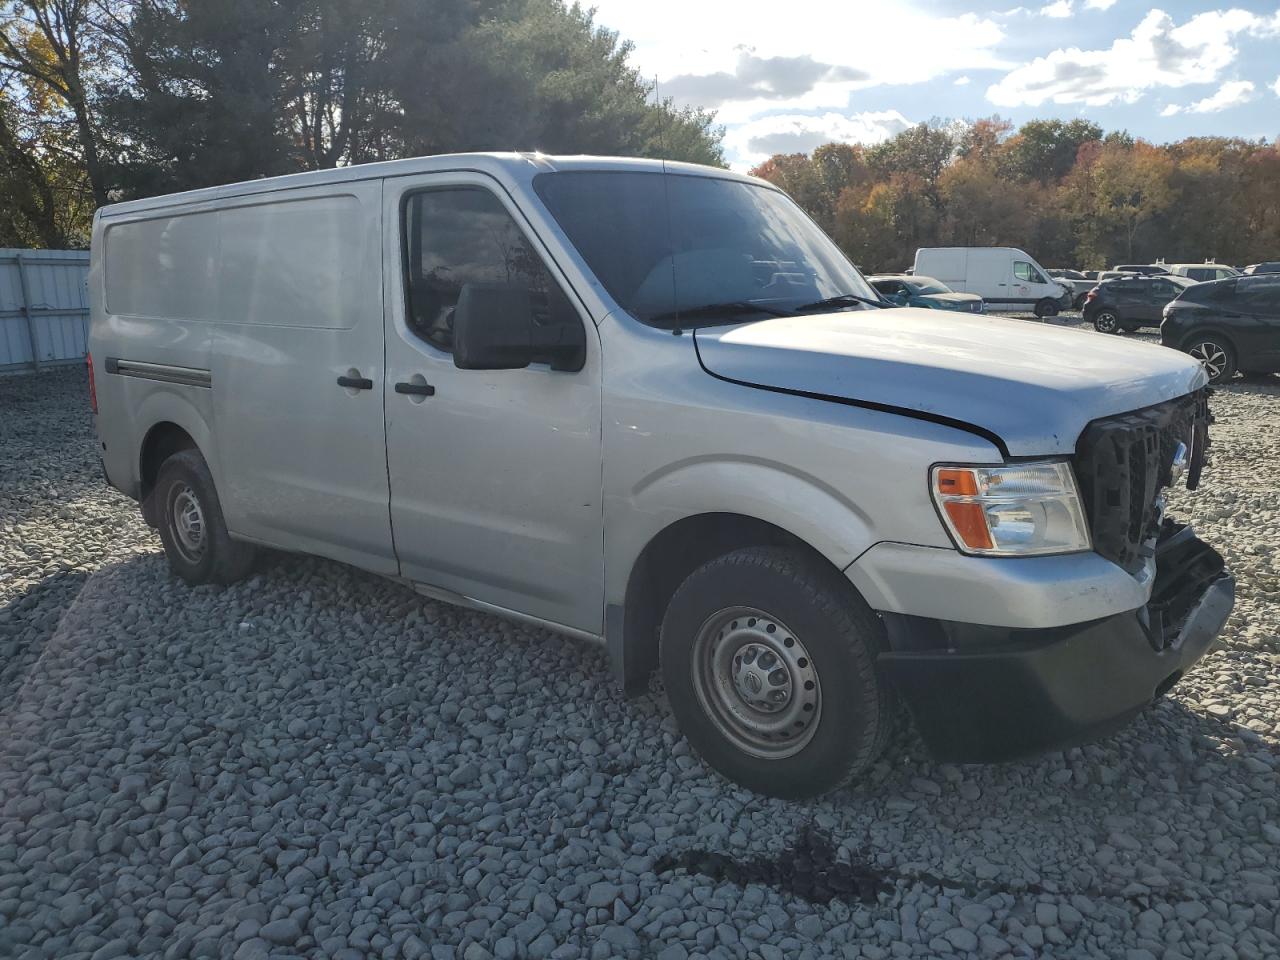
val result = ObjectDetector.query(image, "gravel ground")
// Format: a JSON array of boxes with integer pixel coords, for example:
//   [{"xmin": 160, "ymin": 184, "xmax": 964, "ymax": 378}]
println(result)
[{"xmin": 2, "ymin": 346, "xmax": 1278, "ymax": 960}]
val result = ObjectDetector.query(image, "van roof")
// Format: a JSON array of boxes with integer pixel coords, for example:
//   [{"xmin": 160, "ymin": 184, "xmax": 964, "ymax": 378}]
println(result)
[{"xmin": 97, "ymin": 153, "xmax": 763, "ymax": 220}]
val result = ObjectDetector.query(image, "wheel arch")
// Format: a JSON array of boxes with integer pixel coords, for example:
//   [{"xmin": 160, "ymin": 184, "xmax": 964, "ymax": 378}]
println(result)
[
  {"xmin": 609, "ymin": 511, "xmax": 856, "ymax": 696},
  {"xmin": 138, "ymin": 422, "xmax": 201, "ymax": 525},
  {"xmin": 134, "ymin": 394, "xmax": 217, "ymax": 525},
  {"xmin": 1179, "ymin": 326, "xmax": 1237, "ymax": 354}
]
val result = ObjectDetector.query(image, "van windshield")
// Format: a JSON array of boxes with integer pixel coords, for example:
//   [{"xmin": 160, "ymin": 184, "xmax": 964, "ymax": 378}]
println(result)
[{"xmin": 533, "ymin": 170, "xmax": 878, "ymax": 329}]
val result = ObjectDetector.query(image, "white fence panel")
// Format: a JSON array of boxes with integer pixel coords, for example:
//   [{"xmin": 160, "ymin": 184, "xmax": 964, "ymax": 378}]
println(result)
[{"xmin": 0, "ymin": 248, "xmax": 91, "ymax": 373}]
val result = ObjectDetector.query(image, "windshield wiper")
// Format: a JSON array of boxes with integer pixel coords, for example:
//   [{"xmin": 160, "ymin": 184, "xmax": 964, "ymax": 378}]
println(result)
[
  {"xmin": 648, "ymin": 301, "xmax": 794, "ymax": 326},
  {"xmin": 794, "ymin": 293, "xmax": 890, "ymax": 312}
]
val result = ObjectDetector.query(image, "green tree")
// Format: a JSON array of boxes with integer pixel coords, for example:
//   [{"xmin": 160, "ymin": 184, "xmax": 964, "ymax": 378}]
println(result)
[
  {"xmin": 104, "ymin": 0, "xmax": 722, "ymax": 198},
  {"xmin": 1001, "ymin": 118, "xmax": 1102, "ymax": 183},
  {"xmin": 865, "ymin": 121, "xmax": 954, "ymax": 193}
]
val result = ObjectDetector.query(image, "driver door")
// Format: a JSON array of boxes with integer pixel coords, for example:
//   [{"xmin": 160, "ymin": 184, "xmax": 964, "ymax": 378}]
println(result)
[
  {"xmin": 1012, "ymin": 260, "xmax": 1037, "ymax": 304},
  {"xmin": 381, "ymin": 172, "xmax": 605, "ymax": 634}
]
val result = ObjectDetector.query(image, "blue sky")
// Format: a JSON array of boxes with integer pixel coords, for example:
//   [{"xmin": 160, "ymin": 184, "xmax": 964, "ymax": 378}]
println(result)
[{"xmin": 587, "ymin": 1, "xmax": 1280, "ymax": 168}]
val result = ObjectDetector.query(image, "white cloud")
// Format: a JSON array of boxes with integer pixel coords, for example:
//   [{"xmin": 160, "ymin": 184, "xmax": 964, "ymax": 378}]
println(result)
[
  {"xmin": 1162, "ymin": 79, "xmax": 1256, "ymax": 115},
  {"xmin": 954, "ymin": 76, "xmax": 972, "ymax": 86},
  {"xmin": 1273, "ymin": 75, "xmax": 1280, "ymax": 97},
  {"xmin": 727, "ymin": 111, "xmax": 914, "ymax": 169},
  {"xmin": 987, "ymin": 8, "xmax": 1280, "ymax": 107},
  {"xmin": 1083, "ymin": 0, "xmax": 1117, "ymax": 9},
  {"xmin": 590, "ymin": 1, "xmax": 1008, "ymax": 123},
  {"xmin": 1041, "ymin": 1, "xmax": 1073, "ymax": 18}
]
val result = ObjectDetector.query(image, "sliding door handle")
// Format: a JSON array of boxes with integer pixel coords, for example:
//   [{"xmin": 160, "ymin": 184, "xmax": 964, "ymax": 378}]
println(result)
[
  {"xmin": 337, "ymin": 375, "xmax": 374, "ymax": 390},
  {"xmin": 395, "ymin": 381, "xmax": 435, "ymax": 397}
]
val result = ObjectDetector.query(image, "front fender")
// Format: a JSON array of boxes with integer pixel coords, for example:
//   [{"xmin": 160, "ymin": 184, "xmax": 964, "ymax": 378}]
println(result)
[{"xmin": 606, "ymin": 456, "xmax": 875, "ymax": 607}]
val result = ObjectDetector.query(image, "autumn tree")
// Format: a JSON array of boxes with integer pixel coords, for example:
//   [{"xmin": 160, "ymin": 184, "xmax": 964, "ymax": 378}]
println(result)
[
  {"xmin": 0, "ymin": 0, "xmax": 114, "ymax": 206},
  {"xmin": 755, "ymin": 117, "xmax": 1279, "ymax": 271},
  {"xmin": 1087, "ymin": 140, "xmax": 1176, "ymax": 261}
]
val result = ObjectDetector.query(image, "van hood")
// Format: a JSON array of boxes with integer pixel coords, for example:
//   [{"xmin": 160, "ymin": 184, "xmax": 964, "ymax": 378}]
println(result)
[{"xmin": 693, "ymin": 309, "xmax": 1206, "ymax": 456}]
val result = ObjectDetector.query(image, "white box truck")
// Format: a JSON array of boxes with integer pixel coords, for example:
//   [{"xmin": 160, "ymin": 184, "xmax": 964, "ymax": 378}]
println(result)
[{"xmin": 915, "ymin": 247, "xmax": 1070, "ymax": 317}]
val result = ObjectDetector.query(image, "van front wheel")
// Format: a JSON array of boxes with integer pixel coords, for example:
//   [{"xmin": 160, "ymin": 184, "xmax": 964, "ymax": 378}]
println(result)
[
  {"xmin": 660, "ymin": 547, "xmax": 893, "ymax": 799},
  {"xmin": 155, "ymin": 449, "xmax": 256, "ymax": 585},
  {"xmin": 1034, "ymin": 298, "xmax": 1060, "ymax": 318}
]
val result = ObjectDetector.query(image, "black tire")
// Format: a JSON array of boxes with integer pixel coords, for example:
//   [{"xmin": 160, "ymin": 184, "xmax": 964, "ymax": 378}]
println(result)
[
  {"xmin": 1185, "ymin": 335, "xmax": 1236, "ymax": 384},
  {"xmin": 1092, "ymin": 311, "xmax": 1121, "ymax": 334},
  {"xmin": 659, "ymin": 547, "xmax": 894, "ymax": 799},
  {"xmin": 1034, "ymin": 298, "xmax": 1059, "ymax": 318},
  {"xmin": 154, "ymin": 449, "xmax": 256, "ymax": 585}
]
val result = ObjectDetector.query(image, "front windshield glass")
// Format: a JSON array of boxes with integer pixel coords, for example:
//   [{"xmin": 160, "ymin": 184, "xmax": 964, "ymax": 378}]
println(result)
[
  {"xmin": 534, "ymin": 170, "xmax": 879, "ymax": 328},
  {"xmin": 907, "ymin": 277, "xmax": 950, "ymax": 295}
]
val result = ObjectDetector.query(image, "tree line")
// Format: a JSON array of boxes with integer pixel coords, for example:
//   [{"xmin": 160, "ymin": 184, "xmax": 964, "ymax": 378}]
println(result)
[
  {"xmin": 751, "ymin": 118, "xmax": 1280, "ymax": 273},
  {"xmin": 4, "ymin": 3, "xmax": 1278, "ymax": 267},
  {"xmin": 0, "ymin": 0, "xmax": 723, "ymax": 248}
]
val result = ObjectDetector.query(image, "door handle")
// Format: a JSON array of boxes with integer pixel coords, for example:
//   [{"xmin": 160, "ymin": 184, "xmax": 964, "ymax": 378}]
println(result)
[
  {"xmin": 337, "ymin": 375, "xmax": 374, "ymax": 390},
  {"xmin": 395, "ymin": 381, "xmax": 435, "ymax": 397}
]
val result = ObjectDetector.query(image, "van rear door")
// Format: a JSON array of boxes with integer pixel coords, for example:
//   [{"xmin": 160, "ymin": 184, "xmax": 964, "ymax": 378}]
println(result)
[{"xmin": 210, "ymin": 181, "xmax": 396, "ymax": 573}]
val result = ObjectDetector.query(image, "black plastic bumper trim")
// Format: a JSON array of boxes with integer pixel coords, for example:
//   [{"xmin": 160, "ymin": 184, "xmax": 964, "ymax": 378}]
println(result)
[{"xmin": 880, "ymin": 531, "xmax": 1233, "ymax": 763}]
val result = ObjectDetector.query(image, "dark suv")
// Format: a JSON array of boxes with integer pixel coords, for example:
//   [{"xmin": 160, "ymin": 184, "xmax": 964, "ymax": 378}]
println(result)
[
  {"xmin": 1083, "ymin": 275, "xmax": 1193, "ymax": 333},
  {"xmin": 1161, "ymin": 275, "xmax": 1280, "ymax": 382}
]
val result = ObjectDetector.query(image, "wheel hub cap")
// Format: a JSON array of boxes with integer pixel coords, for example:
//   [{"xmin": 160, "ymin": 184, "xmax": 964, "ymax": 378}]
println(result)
[
  {"xmin": 1189, "ymin": 343, "xmax": 1226, "ymax": 379},
  {"xmin": 691, "ymin": 608, "xmax": 822, "ymax": 760},
  {"xmin": 171, "ymin": 484, "xmax": 206, "ymax": 562}
]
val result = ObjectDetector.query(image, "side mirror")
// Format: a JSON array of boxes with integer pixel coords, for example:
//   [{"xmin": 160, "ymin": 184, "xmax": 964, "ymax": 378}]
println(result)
[{"xmin": 453, "ymin": 282, "xmax": 585, "ymax": 372}]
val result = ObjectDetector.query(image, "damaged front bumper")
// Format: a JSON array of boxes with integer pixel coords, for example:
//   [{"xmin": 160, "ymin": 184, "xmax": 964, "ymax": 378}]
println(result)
[{"xmin": 879, "ymin": 522, "xmax": 1234, "ymax": 763}]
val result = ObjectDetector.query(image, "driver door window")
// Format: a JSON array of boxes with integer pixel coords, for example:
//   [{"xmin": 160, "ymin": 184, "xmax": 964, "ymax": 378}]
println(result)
[
  {"xmin": 1013, "ymin": 261, "xmax": 1041, "ymax": 284},
  {"xmin": 402, "ymin": 187, "xmax": 579, "ymax": 354}
]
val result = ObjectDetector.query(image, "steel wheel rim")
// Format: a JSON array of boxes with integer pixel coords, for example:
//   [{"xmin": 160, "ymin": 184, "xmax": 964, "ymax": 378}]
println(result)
[
  {"xmin": 1095, "ymin": 313, "xmax": 1118, "ymax": 333},
  {"xmin": 690, "ymin": 606, "xmax": 821, "ymax": 760},
  {"xmin": 1189, "ymin": 342, "xmax": 1227, "ymax": 380},
  {"xmin": 169, "ymin": 483, "xmax": 207, "ymax": 564}
]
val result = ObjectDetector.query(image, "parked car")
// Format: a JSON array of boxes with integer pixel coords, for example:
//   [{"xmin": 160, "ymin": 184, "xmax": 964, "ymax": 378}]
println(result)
[
  {"xmin": 1083, "ymin": 275, "xmax": 1195, "ymax": 333},
  {"xmin": 1165, "ymin": 263, "xmax": 1240, "ymax": 283},
  {"xmin": 914, "ymin": 246, "xmax": 1070, "ymax": 317},
  {"xmin": 1161, "ymin": 274, "xmax": 1280, "ymax": 382},
  {"xmin": 1082, "ymin": 270, "xmax": 1100, "ymax": 281},
  {"xmin": 89, "ymin": 153, "xmax": 1233, "ymax": 799},
  {"xmin": 868, "ymin": 274, "xmax": 984, "ymax": 312},
  {"xmin": 1113, "ymin": 264, "xmax": 1171, "ymax": 276},
  {"xmin": 1047, "ymin": 269, "xmax": 1094, "ymax": 309},
  {"xmin": 1242, "ymin": 262, "xmax": 1280, "ymax": 275}
]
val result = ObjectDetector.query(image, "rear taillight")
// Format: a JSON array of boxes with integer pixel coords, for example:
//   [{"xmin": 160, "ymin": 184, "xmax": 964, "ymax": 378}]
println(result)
[
  {"xmin": 87, "ymin": 352, "xmax": 98, "ymax": 414},
  {"xmin": 1085, "ymin": 289, "xmax": 1098, "ymax": 301}
]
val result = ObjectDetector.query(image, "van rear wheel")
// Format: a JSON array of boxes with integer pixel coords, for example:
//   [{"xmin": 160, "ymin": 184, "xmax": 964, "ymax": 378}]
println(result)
[
  {"xmin": 660, "ymin": 547, "xmax": 893, "ymax": 799},
  {"xmin": 155, "ymin": 449, "xmax": 256, "ymax": 585}
]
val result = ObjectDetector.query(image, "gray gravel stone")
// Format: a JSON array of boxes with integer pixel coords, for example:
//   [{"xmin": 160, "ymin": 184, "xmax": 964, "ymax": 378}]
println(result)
[{"xmin": 3, "ymin": 363, "xmax": 1280, "ymax": 960}]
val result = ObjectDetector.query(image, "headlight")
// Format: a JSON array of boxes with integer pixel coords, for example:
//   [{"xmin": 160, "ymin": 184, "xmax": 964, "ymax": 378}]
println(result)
[{"xmin": 931, "ymin": 461, "xmax": 1091, "ymax": 556}]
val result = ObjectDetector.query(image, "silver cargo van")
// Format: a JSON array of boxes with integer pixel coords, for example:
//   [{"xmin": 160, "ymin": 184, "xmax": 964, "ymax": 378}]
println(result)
[{"xmin": 90, "ymin": 153, "xmax": 1234, "ymax": 798}]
